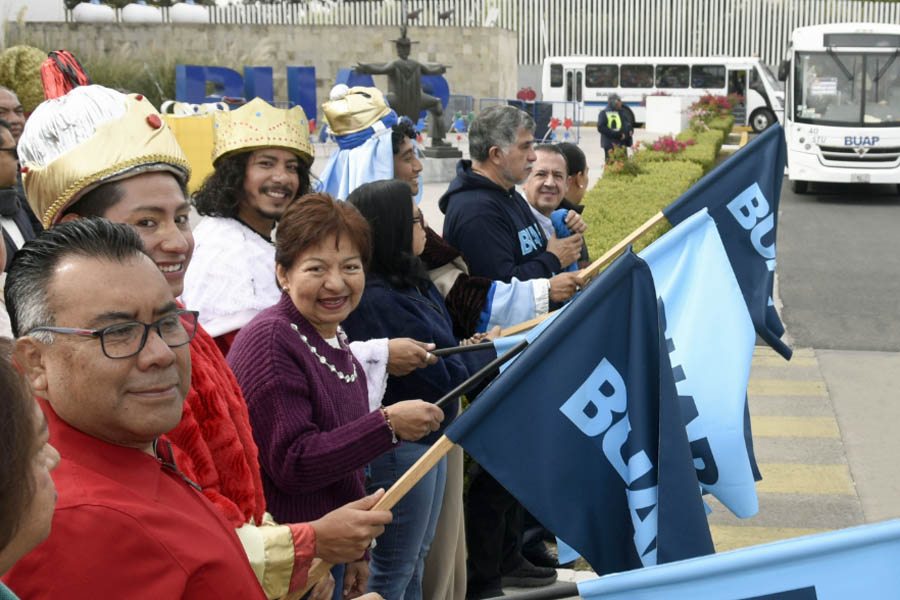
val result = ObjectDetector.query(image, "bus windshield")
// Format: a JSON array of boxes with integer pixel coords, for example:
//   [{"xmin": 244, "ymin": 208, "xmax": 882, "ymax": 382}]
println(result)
[{"xmin": 794, "ymin": 51, "xmax": 900, "ymax": 126}]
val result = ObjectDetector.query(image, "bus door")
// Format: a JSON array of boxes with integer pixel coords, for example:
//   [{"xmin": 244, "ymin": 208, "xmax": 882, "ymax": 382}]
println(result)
[
  {"xmin": 728, "ymin": 68, "xmax": 749, "ymax": 125},
  {"xmin": 564, "ymin": 68, "xmax": 583, "ymax": 103}
]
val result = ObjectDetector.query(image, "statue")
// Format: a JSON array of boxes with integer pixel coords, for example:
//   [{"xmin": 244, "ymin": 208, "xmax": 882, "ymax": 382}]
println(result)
[{"xmin": 355, "ymin": 27, "xmax": 458, "ymax": 155}]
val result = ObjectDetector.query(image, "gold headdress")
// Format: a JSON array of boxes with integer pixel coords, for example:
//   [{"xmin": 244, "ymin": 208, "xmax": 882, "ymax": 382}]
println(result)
[
  {"xmin": 322, "ymin": 86, "xmax": 393, "ymax": 137},
  {"xmin": 18, "ymin": 85, "xmax": 191, "ymax": 228},
  {"xmin": 211, "ymin": 97, "xmax": 313, "ymax": 166}
]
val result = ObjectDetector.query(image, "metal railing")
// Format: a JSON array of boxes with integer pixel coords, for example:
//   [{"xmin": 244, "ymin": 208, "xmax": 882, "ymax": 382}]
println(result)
[{"xmin": 64, "ymin": 0, "xmax": 900, "ymax": 66}]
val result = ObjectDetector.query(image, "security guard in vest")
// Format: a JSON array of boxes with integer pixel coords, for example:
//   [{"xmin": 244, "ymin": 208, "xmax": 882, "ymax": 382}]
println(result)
[{"xmin": 597, "ymin": 93, "xmax": 634, "ymax": 161}]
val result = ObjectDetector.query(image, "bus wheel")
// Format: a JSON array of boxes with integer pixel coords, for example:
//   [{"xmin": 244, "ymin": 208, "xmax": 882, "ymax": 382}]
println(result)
[
  {"xmin": 791, "ymin": 179, "xmax": 808, "ymax": 194},
  {"xmin": 750, "ymin": 108, "xmax": 776, "ymax": 133}
]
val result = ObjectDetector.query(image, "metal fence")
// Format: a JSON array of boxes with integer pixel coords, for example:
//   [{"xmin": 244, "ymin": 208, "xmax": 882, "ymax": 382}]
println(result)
[{"xmin": 73, "ymin": 0, "xmax": 900, "ymax": 66}]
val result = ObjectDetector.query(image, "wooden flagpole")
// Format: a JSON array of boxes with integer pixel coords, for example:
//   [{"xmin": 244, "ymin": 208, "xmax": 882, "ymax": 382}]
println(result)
[
  {"xmin": 287, "ymin": 436, "xmax": 456, "ymax": 599},
  {"xmin": 500, "ymin": 211, "xmax": 666, "ymax": 336}
]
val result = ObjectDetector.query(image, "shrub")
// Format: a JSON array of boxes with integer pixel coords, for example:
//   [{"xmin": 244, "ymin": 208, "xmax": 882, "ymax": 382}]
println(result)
[
  {"xmin": 0, "ymin": 45, "xmax": 46, "ymax": 113},
  {"xmin": 582, "ymin": 160, "xmax": 704, "ymax": 260},
  {"xmin": 707, "ymin": 114, "xmax": 735, "ymax": 137},
  {"xmin": 689, "ymin": 93, "xmax": 739, "ymax": 133},
  {"xmin": 604, "ymin": 145, "xmax": 645, "ymax": 177},
  {"xmin": 674, "ymin": 129, "xmax": 724, "ymax": 173},
  {"xmin": 637, "ymin": 135, "xmax": 695, "ymax": 162}
]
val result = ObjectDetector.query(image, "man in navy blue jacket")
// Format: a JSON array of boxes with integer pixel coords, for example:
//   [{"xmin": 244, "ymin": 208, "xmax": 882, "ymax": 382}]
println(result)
[{"xmin": 439, "ymin": 105, "xmax": 584, "ymax": 290}]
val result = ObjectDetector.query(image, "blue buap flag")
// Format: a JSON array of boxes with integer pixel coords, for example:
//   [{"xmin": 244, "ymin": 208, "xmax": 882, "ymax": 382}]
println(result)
[
  {"xmin": 577, "ymin": 519, "xmax": 900, "ymax": 599},
  {"xmin": 446, "ymin": 249, "xmax": 713, "ymax": 575},
  {"xmin": 663, "ymin": 123, "xmax": 792, "ymax": 360},
  {"xmin": 640, "ymin": 209, "xmax": 760, "ymax": 518}
]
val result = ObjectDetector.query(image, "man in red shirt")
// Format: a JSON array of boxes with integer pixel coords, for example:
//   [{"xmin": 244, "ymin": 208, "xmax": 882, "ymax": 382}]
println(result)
[{"xmin": 3, "ymin": 218, "xmax": 270, "ymax": 598}]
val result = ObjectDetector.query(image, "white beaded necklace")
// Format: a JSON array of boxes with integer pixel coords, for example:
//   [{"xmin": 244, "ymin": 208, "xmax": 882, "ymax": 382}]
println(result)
[{"xmin": 291, "ymin": 323, "xmax": 358, "ymax": 384}]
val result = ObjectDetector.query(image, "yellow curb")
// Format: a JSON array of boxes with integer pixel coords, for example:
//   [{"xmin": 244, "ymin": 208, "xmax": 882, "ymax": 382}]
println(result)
[
  {"xmin": 752, "ymin": 355, "xmax": 818, "ymax": 367},
  {"xmin": 751, "ymin": 415, "xmax": 840, "ymax": 438},
  {"xmin": 748, "ymin": 379, "xmax": 828, "ymax": 397},
  {"xmin": 710, "ymin": 525, "xmax": 828, "ymax": 552},
  {"xmin": 756, "ymin": 463, "xmax": 855, "ymax": 495},
  {"xmin": 753, "ymin": 347, "xmax": 816, "ymax": 358}
]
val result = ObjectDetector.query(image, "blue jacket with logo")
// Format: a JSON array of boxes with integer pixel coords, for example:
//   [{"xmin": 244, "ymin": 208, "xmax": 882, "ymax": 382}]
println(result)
[{"xmin": 439, "ymin": 160, "xmax": 562, "ymax": 283}]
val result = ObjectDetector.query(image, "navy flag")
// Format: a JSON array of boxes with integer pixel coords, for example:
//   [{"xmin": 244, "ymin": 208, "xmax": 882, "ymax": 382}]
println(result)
[
  {"xmin": 445, "ymin": 249, "xmax": 713, "ymax": 575},
  {"xmin": 663, "ymin": 124, "xmax": 791, "ymax": 359}
]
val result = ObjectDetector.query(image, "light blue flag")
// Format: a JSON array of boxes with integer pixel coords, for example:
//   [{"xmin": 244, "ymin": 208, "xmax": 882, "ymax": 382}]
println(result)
[
  {"xmin": 577, "ymin": 519, "xmax": 900, "ymax": 599},
  {"xmin": 640, "ymin": 208, "xmax": 759, "ymax": 518}
]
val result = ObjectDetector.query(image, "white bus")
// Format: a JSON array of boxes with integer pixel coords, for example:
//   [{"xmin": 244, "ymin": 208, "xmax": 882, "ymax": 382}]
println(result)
[
  {"xmin": 777, "ymin": 23, "xmax": 900, "ymax": 194},
  {"xmin": 541, "ymin": 55, "xmax": 783, "ymax": 132}
]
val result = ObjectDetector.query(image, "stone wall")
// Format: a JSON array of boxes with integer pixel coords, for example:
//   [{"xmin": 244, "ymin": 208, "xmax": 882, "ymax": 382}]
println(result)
[{"xmin": 8, "ymin": 22, "xmax": 518, "ymax": 120}]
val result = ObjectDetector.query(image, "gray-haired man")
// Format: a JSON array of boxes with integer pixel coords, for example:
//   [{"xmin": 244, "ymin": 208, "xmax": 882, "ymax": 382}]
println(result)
[{"xmin": 439, "ymin": 105, "xmax": 584, "ymax": 302}]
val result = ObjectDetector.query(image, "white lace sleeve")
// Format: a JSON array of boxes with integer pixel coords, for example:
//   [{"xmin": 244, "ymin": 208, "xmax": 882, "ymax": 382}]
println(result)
[{"xmin": 348, "ymin": 338, "xmax": 390, "ymax": 412}]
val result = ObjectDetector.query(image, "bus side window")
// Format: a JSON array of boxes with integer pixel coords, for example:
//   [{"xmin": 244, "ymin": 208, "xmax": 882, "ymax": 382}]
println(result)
[
  {"xmin": 621, "ymin": 64, "xmax": 654, "ymax": 88},
  {"xmin": 586, "ymin": 64, "xmax": 619, "ymax": 88},
  {"xmin": 656, "ymin": 65, "xmax": 690, "ymax": 88},
  {"xmin": 692, "ymin": 65, "xmax": 726, "ymax": 88},
  {"xmin": 550, "ymin": 64, "xmax": 563, "ymax": 88}
]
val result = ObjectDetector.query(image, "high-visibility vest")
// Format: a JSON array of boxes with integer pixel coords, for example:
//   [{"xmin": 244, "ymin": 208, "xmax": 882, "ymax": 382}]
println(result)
[{"xmin": 606, "ymin": 111, "xmax": 622, "ymax": 131}]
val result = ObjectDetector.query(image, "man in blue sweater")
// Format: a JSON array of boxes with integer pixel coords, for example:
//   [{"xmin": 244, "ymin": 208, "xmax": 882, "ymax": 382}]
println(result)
[{"xmin": 439, "ymin": 105, "xmax": 584, "ymax": 290}]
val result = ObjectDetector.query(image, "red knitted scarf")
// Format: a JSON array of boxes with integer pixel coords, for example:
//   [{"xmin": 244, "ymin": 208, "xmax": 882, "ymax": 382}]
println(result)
[{"xmin": 162, "ymin": 325, "xmax": 266, "ymax": 527}]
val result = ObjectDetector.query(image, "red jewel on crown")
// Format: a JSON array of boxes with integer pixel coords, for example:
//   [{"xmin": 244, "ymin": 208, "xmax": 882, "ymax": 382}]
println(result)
[
  {"xmin": 19, "ymin": 166, "xmax": 28, "ymax": 174},
  {"xmin": 146, "ymin": 114, "xmax": 162, "ymax": 129},
  {"xmin": 135, "ymin": 94, "xmax": 144, "ymax": 101}
]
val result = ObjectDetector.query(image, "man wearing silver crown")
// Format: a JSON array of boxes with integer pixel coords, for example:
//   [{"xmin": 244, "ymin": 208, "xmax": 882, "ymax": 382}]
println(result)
[{"xmin": 12, "ymin": 84, "xmax": 388, "ymax": 600}]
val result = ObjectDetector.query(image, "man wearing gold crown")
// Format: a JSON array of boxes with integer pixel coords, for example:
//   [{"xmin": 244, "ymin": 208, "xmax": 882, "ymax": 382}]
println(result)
[
  {"xmin": 181, "ymin": 98, "xmax": 315, "ymax": 355},
  {"xmin": 180, "ymin": 97, "xmax": 435, "ymax": 409},
  {"xmin": 11, "ymin": 84, "xmax": 389, "ymax": 600}
]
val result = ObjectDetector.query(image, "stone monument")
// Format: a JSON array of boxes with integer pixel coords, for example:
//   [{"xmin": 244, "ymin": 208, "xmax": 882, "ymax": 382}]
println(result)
[{"xmin": 355, "ymin": 26, "xmax": 461, "ymax": 159}]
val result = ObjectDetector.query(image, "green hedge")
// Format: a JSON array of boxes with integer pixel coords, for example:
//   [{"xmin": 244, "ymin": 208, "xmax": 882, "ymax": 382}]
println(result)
[
  {"xmin": 582, "ymin": 160, "xmax": 704, "ymax": 259},
  {"xmin": 674, "ymin": 129, "xmax": 724, "ymax": 173},
  {"xmin": 707, "ymin": 114, "xmax": 735, "ymax": 137}
]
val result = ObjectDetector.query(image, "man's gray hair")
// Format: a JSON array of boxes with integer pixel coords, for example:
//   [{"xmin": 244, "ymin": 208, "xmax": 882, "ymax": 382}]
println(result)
[
  {"xmin": 469, "ymin": 105, "xmax": 535, "ymax": 162},
  {"xmin": 5, "ymin": 218, "xmax": 146, "ymax": 342}
]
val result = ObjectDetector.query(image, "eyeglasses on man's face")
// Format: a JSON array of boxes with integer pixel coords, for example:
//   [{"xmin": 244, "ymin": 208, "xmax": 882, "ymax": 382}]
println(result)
[
  {"xmin": 0, "ymin": 147, "xmax": 17, "ymax": 160},
  {"xmin": 27, "ymin": 310, "xmax": 199, "ymax": 359}
]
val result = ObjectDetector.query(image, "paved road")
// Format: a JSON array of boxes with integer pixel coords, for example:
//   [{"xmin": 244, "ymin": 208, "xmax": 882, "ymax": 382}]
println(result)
[
  {"xmin": 707, "ymin": 178, "xmax": 900, "ymax": 554},
  {"xmin": 777, "ymin": 180, "xmax": 900, "ymax": 351}
]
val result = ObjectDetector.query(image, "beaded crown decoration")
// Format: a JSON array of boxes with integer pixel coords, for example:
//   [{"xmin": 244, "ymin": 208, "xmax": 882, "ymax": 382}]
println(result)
[{"xmin": 211, "ymin": 97, "xmax": 314, "ymax": 167}]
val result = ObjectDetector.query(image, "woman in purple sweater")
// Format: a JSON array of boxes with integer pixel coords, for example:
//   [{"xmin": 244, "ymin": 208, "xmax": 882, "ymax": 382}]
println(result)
[{"xmin": 228, "ymin": 193, "xmax": 444, "ymax": 600}]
